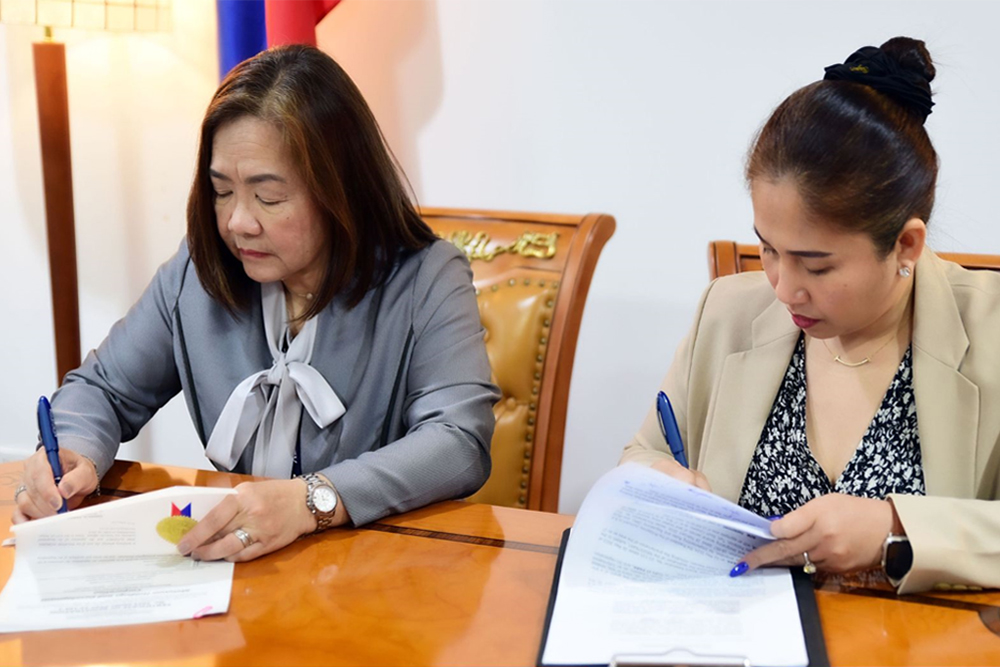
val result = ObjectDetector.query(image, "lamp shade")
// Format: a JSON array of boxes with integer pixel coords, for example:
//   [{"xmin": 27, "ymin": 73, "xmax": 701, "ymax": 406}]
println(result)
[{"xmin": 0, "ymin": 0, "xmax": 171, "ymax": 32}]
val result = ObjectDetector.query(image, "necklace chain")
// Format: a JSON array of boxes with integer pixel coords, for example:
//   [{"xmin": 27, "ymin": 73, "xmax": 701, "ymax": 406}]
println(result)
[
  {"xmin": 820, "ymin": 333, "xmax": 897, "ymax": 368},
  {"xmin": 283, "ymin": 284, "xmax": 314, "ymax": 301}
]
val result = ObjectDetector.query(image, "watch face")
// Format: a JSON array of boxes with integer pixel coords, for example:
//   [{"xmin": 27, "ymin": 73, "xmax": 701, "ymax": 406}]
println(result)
[
  {"xmin": 313, "ymin": 486, "xmax": 337, "ymax": 514},
  {"xmin": 885, "ymin": 538, "xmax": 913, "ymax": 580}
]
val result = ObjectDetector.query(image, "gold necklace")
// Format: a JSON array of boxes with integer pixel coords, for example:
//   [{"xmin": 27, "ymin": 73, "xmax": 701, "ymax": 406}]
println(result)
[{"xmin": 820, "ymin": 333, "xmax": 897, "ymax": 368}]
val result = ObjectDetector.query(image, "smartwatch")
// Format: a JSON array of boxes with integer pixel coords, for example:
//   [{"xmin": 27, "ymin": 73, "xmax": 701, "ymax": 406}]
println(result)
[
  {"xmin": 881, "ymin": 534, "xmax": 913, "ymax": 587},
  {"xmin": 300, "ymin": 473, "xmax": 338, "ymax": 532}
]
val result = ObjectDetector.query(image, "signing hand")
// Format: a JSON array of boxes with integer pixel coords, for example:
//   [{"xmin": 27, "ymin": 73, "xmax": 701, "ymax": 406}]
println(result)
[
  {"xmin": 177, "ymin": 479, "xmax": 323, "ymax": 563},
  {"xmin": 13, "ymin": 448, "xmax": 99, "ymax": 524},
  {"xmin": 737, "ymin": 494, "xmax": 899, "ymax": 574},
  {"xmin": 651, "ymin": 457, "xmax": 712, "ymax": 492}
]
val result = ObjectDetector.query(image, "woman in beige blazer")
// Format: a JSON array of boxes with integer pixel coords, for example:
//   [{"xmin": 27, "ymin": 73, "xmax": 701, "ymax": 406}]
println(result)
[{"xmin": 622, "ymin": 37, "xmax": 1000, "ymax": 594}]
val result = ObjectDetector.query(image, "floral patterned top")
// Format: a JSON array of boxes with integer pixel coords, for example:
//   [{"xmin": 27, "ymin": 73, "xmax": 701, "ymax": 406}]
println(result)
[{"xmin": 738, "ymin": 335, "xmax": 926, "ymax": 517}]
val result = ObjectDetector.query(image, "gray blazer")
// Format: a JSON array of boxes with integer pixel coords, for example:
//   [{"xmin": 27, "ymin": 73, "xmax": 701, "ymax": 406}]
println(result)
[{"xmin": 53, "ymin": 239, "xmax": 499, "ymax": 525}]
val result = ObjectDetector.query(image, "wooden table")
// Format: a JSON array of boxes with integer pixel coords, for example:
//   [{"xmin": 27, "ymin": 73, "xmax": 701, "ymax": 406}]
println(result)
[{"xmin": 0, "ymin": 461, "xmax": 997, "ymax": 666}]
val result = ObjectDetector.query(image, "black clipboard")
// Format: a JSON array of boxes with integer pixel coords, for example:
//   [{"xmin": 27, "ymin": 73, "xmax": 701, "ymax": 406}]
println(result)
[{"xmin": 537, "ymin": 528, "xmax": 830, "ymax": 667}]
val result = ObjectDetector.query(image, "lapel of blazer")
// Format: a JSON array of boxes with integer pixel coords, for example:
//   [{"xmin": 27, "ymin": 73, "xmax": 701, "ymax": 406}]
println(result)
[
  {"xmin": 701, "ymin": 297, "xmax": 801, "ymax": 502},
  {"xmin": 911, "ymin": 251, "xmax": 979, "ymax": 498}
]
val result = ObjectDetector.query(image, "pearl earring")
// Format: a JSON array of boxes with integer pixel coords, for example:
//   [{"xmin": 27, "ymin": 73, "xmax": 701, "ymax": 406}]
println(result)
[{"xmin": 899, "ymin": 266, "xmax": 911, "ymax": 278}]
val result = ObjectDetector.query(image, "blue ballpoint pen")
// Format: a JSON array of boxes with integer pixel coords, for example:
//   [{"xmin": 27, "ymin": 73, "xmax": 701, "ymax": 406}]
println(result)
[
  {"xmin": 656, "ymin": 391, "xmax": 689, "ymax": 468},
  {"xmin": 37, "ymin": 396, "xmax": 67, "ymax": 514}
]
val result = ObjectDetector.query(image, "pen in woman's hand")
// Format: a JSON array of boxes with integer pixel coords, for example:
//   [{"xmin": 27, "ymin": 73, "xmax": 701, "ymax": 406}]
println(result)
[
  {"xmin": 656, "ymin": 391, "xmax": 689, "ymax": 468},
  {"xmin": 37, "ymin": 396, "xmax": 67, "ymax": 514}
]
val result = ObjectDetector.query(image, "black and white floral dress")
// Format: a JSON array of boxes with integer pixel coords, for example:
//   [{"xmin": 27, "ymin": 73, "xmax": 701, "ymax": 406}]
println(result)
[{"xmin": 738, "ymin": 335, "xmax": 926, "ymax": 517}]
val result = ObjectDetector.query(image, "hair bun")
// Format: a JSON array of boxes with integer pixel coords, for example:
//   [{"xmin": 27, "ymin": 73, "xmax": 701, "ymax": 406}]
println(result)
[
  {"xmin": 880, "ymin": 36, "xmax": 936, "ymax": 84},
  {"xmin": 823, "ymin": 38, "xmax": 935, "ymax": 123}
]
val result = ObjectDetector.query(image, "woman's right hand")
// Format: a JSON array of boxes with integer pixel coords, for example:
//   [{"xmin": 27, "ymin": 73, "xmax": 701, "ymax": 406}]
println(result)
[
  {"xmin": 651, "ymin": 457, "xmax": 712, "ymax": 492},
  {"xmin": 13, "ymin": 448, "xmax": 99, "ymax": 524}
]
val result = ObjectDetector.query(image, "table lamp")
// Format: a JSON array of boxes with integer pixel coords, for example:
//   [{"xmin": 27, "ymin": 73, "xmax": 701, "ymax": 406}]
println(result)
[{"xmin": 0, "ymin": 0, "xmax": 171, "ymax": 382}]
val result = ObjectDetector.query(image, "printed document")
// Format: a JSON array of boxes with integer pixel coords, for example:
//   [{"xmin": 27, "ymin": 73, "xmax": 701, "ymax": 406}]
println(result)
[
  {"xmin": 0, "ymin": 486, "xmax": 236, "ymax": 632},
  {"xmin": 541, "ymin": 464, "xmax": 809, "ymax": 666}
]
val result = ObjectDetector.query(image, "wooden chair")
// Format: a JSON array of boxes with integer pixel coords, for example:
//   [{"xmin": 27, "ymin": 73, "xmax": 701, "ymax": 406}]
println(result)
[
  {"xmin": 708, "ymin": 240, "xmax": 1000, "ymax": 279},
  {"xmin": 422, "ymin": 208, "xmax": 616, "ymax": 512}
]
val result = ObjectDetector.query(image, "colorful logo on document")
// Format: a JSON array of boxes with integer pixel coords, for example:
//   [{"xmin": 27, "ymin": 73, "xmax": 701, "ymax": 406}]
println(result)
[{"xmin": 156, "ymin": 503, "xmax": 198, "ymax": 544}]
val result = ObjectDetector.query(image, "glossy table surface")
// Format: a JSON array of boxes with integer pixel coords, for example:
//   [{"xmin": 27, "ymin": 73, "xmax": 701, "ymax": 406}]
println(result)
[{"xmin": 0, "ymin": 461, "xmax": 998, "ymax": 666}]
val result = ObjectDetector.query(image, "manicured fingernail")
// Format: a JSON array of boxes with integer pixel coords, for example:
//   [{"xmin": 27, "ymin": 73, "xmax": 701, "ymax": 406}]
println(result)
[
  {"xmin": 50, "ymin": 497, "xmax": 63, "ymax": 510},
  {"xmin": 729, "ymin": 562, "xmax": 749, "ymax": 577},
  {"xmin": 767, "ymin": 515, "xmax": 782, "ymax": 521},
  {"xmin": 177, "ymin": 541, "xmax": 191, "ymax": 555}
]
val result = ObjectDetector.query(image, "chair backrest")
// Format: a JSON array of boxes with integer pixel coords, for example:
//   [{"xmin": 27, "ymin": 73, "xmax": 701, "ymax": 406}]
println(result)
[
  {"xmin": 708, "ymin": 240, "xmax": 1000, "ymax": 279},
  {"xmin": 422, "ymin": 208, "xmax": 616, "ymax": 512}
]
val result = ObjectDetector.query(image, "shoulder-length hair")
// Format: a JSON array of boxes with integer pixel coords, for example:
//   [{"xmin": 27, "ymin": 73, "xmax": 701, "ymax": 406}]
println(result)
[{"xmin": 187, "ymin": 45, "xmax": 436, "ymax": 317}]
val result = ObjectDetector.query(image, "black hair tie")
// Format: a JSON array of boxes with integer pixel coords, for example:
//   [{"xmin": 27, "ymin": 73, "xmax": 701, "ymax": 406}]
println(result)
[{"xmin": 823, "ymin": 46, "xmax": 934, "ymax": 123}]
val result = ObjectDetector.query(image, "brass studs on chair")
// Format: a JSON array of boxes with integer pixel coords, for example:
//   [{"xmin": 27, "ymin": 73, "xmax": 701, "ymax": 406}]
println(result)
[
  {"xmin": 544, "ymin": 319, "xmax": 550, "ymax": 328},
  {"xmin": 491, "ymin": 284, "xmax": 499, "ymax": 292},
  {"xmin": 540, "ymin": 337, "xmax": 547, "ymax": 345},
  {"xmin": 508, "ymin": 278, "xmax": 516, "ymax": 286},
  {"xmin": 519, "ymin": 495, "xmax": 526, "ymax": 505},
  {"xmin": 520, "ymin": 480, "xmax": 528, "ymax": 489},
  {"xmin": 546, "ymin": 299, "xmax": 554, "ymax": 308}
]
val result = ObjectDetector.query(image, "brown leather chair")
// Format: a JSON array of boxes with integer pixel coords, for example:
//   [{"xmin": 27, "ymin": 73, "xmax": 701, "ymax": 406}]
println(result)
[
  {"xmin": 422, "ymin": 208, "xmax": 616, "ymax": 512},
  {"xmin": 708, "ymin": 240, "xmax": 1000, "ymax": 279}
]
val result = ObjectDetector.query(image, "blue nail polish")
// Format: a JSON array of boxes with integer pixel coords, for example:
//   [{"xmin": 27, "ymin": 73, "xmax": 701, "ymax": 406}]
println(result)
[
  {"xmin": 729, "ymin": 562, "xmax": 749, "ymax": 577},
  {"xmin": 767, "ymin": 515, "xmax": 782, "ymax": 521}
]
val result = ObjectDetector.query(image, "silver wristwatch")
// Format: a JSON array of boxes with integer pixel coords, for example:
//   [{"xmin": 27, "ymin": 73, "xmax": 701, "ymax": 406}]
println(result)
[{"xmin": 300, "ymin": 473, "xmax": 338, "ymax": 532}]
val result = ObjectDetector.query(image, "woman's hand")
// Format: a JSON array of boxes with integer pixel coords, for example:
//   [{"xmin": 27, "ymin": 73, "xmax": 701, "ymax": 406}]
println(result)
[
  {"xmin": 736, "ymin": 494, "xmax": 899, "ymax": 574},
  {"xmin": 651, "ymin": 457, "xmax": 712, "ymax": 492},
  {"xmin": 176, "ymin": 479, "xmax": 321, "ymax": 563},
  {"xmin": 13, "ymin": 448, "xmax": 99, "ymax": 524}
]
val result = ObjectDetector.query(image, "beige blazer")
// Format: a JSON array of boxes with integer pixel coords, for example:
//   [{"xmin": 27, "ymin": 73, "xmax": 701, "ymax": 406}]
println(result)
[{"xmin": 621, "ymin": 250, "xmax": 1000, "ymax": 594}]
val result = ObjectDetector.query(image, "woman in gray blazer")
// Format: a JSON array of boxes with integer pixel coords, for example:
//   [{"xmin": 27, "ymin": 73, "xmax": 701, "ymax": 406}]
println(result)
[{"xmin": 14, "ymin": 46, "xmax": 499, "ymax": 562}]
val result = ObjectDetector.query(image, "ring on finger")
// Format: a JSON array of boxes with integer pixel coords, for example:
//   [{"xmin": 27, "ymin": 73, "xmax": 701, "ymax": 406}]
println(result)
[
  {"xmin": 233, "ymin": 528, "xmax": 254, "ymax": 549},
  {"xmin": 802, "ymin": 551, "xmax": 817, "ymax": 575},
  {"xmin": 14, "ymin": 485, "xmax": 27, "ymax": 503}
]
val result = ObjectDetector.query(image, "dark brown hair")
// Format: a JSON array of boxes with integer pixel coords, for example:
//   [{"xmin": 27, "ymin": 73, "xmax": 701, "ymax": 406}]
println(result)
[
  {"xmin": 746, "ymin": 37, "xmax": 938, "ymax": 257},
  {"xmin": 187, "ymin": 45, "xmax": 436, "ymax": 316}
]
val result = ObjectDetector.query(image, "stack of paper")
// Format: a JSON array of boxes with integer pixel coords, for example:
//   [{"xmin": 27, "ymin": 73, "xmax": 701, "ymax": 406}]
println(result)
[
  {"xmin": 0, "ymin": 486, "xmax": 236, "ymax": 633},
  {"xmin": 541, "ymin": 464, "xmax": 810, "ymax": 667}
]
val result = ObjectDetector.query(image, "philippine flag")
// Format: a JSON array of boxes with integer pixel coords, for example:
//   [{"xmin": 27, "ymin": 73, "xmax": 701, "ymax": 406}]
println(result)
[{"xmin": 216, "ymin": 0, "xmax": 341, "ymax": 80}]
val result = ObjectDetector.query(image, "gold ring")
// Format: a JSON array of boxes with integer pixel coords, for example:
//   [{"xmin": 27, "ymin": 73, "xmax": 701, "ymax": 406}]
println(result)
[
  {"xmin": 233, "ymin": 528, "xmax": 254, "ymax": 549},
  {"xmin": 803, "ymin": 551, "xmax": 817, "ymax": 575}
]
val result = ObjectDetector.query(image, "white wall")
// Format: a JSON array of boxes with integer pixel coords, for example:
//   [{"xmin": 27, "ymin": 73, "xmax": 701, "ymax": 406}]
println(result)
[{"xmin": 3, "ymin": 1, "xmax": 999, "ymax": 514}]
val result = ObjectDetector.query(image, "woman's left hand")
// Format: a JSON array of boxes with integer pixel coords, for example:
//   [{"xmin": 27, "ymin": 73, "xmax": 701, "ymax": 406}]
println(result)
[
  {"xmin": 177, "ymin": 479, "xmax": 317, "ymax": 562},
  {"xmin": 738, "ymin": 494, "xmax": 899, "ymax": 574}
]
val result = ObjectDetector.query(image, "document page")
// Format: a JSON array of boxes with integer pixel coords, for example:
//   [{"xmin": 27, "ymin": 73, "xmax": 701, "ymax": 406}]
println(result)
[
  {"xmin": 0, "ymin": 486, "xmax": 236, "ymax": 632},
  {"xmin": 542, "ymin": 464, "xmax": 809, "ymax": 666}
]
